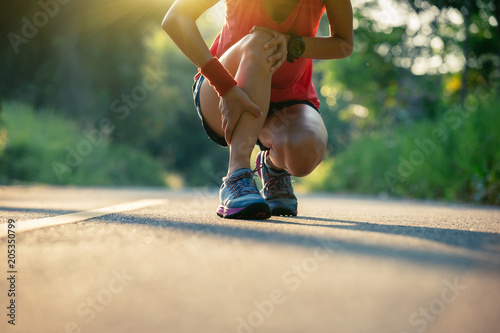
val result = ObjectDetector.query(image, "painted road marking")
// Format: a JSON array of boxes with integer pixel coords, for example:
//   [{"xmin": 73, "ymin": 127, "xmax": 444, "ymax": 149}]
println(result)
[{"xmin": 0, "ymin": 199, "xmax": 168, "ymax": 237}]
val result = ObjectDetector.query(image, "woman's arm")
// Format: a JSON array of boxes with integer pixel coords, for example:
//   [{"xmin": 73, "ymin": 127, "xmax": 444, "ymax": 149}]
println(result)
[
  {"xmin": 161, "ymin": 0, "xmax": 262, "ymax": 145},
  {"xmin": 256, "ymin": 0, "xmax": 353, "ymax": 63},
  {"xmin": 161, "ymin": 0, "xmax": 219, "ymax": 68},
  {"xmin": 302, "ymin": 0, "xmax": 354, "ymax": 59}
]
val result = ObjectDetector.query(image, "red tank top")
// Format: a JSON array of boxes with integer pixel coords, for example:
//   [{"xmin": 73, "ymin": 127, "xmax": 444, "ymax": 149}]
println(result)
[{"xmin": 201, "ymin": 0, "xmax": 325, "ymax": 109}]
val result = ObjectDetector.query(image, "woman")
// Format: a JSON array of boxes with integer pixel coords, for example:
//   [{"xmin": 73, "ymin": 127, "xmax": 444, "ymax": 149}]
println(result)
[{"xmin": 162, "ymin": 0, "xmax": 353, "ymax": 219}]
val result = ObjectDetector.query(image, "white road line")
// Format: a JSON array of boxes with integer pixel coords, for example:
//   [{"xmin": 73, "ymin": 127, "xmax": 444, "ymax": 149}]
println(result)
[{"xmin": 0, "ymin": 199, "xmax": 168, "ymax": 237}]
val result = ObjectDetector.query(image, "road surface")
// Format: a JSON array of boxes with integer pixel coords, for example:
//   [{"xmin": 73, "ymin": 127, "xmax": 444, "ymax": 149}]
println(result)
[{"xmin": 1, "ymin": 186, "xmax": 499, "ymax": 333}]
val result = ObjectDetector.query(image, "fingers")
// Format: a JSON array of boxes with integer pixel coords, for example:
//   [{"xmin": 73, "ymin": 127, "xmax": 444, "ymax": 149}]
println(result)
[
  {"xmin": 246, "ymin": 101, "xmax": 262, "ymax": 118},
  {"xmin": 224, "ymin": 117, "xmax": 235, "ymax": 145},
  {"xmin": 221, "ymin": 114, "xmax": 227, "ymax": 132},
  {"xmin": 249, "ymin": 26, "xmax": 288, "ymax": 72},
  {"xmin": 250, "ymin": 25, "xmax": 282, "ymax": 50},
  {"xmin": 264, "ymin": 33, "xmax": 280, "ymax": 50},
  {"xmin": 219, "ymin": 85, "xmax": 264, "ymax": 145},
  {"xmin": 269, "ymin": 44, "xmax": 287, "ymax": 72},
  {"xmin": 262, "ymin": 30, "xmax": 284, "ymax": 51},
  {"xmin": 249, "ymin": 25, "xmax": 270, "ymax": 34},
  {"xmin": 269, "ymin": 43, "xmax": 287, "ymax": 69},
  {"xmin": 270, "ymin": 56, "xmax": 287, "ymax": 73},
  {"xmin": 221, "ymin": 110, "xmax": 233, "ymax": 145}
]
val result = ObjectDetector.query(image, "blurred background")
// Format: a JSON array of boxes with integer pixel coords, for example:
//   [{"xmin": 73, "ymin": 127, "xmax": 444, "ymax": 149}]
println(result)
[{"xmin": 0, "ymin": 0, "xmax": 498, "ymax": 204}]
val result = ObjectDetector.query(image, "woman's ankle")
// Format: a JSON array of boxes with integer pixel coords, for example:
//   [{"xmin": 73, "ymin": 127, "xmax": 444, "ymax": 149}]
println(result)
[{"xmin": 227, "ymin": 163, "xmax": 251, "ymax": 177}]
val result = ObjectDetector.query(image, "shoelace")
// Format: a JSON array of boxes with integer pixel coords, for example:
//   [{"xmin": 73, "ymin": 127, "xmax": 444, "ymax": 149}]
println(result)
[
  {"xmin": 263, "ymin": 169, "xmax": 295, "ymax": 199},
  {"xmin": 226, "ymin": 170, "xmax": 260, "ymax": 197}
]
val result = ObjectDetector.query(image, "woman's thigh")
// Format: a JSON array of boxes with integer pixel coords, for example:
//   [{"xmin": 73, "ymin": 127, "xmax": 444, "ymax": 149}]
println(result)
[
  {"xmin": 198, "ymin": 31, "xmax": 276, "ymax": 140},
  {"xmin": 259, "ymin": 103, "xmax": 327, "ymax": 149}
]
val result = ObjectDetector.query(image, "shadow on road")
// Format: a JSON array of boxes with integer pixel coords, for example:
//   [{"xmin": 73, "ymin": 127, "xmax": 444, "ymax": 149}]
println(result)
[
  {"xmin": 109, "ymin": 213, "xmax": 500, "ymax": 271},
  {"xmin": 5, "ymin": 200, "xmax": 498, "ymax": 270},
  {"xmin": 276, "ymin": 216, "xmax": 500, "ymax": 254}
]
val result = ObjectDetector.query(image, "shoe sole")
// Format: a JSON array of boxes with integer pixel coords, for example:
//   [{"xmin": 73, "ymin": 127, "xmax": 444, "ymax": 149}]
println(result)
[
  {"xmin": 217, "ymin": 202, "xmax": 271, "ymax": 220},
  {"xmin": 271, "ymin": 207, "xmax": 297, "ymax": 217}
]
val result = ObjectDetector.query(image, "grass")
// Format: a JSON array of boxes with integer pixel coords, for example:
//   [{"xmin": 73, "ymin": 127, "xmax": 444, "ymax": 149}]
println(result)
[{"xmin": 0, "ymin": 101, "xmax": 166, "ymax": 186}]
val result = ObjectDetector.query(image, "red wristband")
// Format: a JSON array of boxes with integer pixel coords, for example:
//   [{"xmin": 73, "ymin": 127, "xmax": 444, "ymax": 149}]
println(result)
[{"xmin": 200, "ymin": 58, "xmax": 237, "ymax": 97}]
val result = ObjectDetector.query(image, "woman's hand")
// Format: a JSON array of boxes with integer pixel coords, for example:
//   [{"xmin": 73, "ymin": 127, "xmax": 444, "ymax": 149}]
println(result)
[
  {"xmin": 220, "ymin": 86, "xmax": 262, "ymax": 145},
  {"xmin": 249, "ymin": 26, "xmax": 289, "ymax": 73}
]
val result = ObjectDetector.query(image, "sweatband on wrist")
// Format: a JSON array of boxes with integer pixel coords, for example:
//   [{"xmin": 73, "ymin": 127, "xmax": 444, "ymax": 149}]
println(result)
[{"xmin": 199, "ymin": 58, "xmax": 237, "ymax": 97}]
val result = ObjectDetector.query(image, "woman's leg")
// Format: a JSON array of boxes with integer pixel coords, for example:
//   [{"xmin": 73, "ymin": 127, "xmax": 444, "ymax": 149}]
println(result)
[
  {"xmin": 258, "ymin": 104, "xmax": 328, "ymax": 177},
  {"xmin": 199, "ymin": 30, "xmax": 277, "ymax": 176}
]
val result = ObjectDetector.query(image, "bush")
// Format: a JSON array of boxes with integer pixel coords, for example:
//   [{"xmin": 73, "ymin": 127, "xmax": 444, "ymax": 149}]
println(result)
[
  {"xmin": 303, "ymin": 94, "xmax": 500, "ymax": 205},
  {"xmin": 0, "ymin": 101, "xmax": 166, "ymax": 186}
]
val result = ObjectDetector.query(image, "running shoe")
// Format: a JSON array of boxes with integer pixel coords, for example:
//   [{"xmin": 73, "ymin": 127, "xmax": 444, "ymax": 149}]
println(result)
[
  {"xmin": 255, "ymin": 150, "xmax": 298, "ymax": 216},
  {"xmin": 217, "ymin": 168, "xmax": 271, "ymax": 219}
]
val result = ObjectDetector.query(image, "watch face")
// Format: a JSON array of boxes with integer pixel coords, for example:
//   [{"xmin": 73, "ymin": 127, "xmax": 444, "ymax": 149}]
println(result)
[{"xmin": 290, "ymin": 38, "xmax": 305, "ymax": 58}]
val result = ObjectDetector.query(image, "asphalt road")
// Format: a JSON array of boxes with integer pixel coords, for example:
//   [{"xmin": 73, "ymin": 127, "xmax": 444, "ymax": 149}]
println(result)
[{"xmin": 1, "ymin": 186, "xmax": 499, "ymax": 333}]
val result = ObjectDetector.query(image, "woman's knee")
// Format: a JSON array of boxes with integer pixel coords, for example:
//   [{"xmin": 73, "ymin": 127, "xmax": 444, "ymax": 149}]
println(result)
[
  {"xmin": 239, "ymin": 30, "xmax": 276, "ymax": 64},
  {"xmin": 284, "ymin": 130, "xmax": 327, "ymax": 177}
]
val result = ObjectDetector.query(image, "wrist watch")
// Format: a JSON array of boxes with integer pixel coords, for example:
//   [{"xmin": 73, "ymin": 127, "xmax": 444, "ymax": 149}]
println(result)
[{"xmin": 286, "ymin": 33, "xmax": 305, "ymax": 63}]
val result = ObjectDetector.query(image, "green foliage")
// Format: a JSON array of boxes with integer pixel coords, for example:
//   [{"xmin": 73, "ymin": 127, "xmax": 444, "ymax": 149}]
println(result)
[
  {"xmin": 0, "ymin": 102, "xmax": 165, "ymax": 186},
  {"xmin": 304, "ymin": 94, "xmax": 500, "ymax": 204}
]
